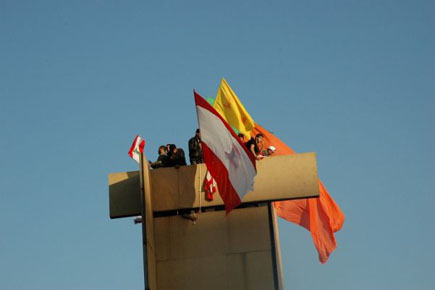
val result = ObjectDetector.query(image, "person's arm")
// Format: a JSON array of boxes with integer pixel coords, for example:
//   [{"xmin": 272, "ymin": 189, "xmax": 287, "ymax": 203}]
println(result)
[
  {"xmin": 249, "ymin": 144, "xmax": 256, "ymax": 156},
  {"xmin": 251, "ymin": 143, "xmax": 263, "ymax": 160}
]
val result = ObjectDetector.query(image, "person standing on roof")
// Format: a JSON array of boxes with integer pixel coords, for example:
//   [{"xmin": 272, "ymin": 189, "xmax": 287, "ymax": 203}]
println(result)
[
  {"xmin": 167, "ymin": 144, "xmax": 187, "ymax": 167},
  {"xmin": 188, "ymin": 128, "xmax": 203, "ymax": 165},
  {"xmin": 245, "ymin": 133, "xmax": 264, "ymax": 160},
  {"xmin": 150, "ymin": 145, "xmax": 168, "ymax": 169}
]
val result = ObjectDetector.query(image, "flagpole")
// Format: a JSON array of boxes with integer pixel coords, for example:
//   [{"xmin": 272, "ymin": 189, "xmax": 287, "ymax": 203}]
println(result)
[
  {"xmin": 268, "ymin": 202, "xmax": 284, "ymax": 290},
  {"xmin": 198, "ymin": 164, "xmax": 202, "ymax": 213},
  {"xmin": 139, "ymin": 152, "xmax": 150, "ymax": 290}
]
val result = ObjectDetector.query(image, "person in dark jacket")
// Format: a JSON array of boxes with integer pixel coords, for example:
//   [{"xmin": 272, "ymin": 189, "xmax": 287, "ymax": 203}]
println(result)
[
  {"xmin": 150, "ymin": 145, "xmax": 168, "ymax": 169},
  {"xmin": 188, "ymin": 129, "xmax": 203, "ymax": 165},
  {"xmin": 167, "ymin": 144, "xmax": 187, "ymax": 167}
]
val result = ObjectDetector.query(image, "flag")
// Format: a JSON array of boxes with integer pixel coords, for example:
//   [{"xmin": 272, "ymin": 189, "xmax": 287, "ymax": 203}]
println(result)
[
  {"xmin": 251, "ymin": 124, "xmax": 345, "ymax": 263},
  {"xmin": 214, "ymin": 78, "xmax": 255, "ymax": 138},
  {"xmin": 274, "ymin": 181, "xmax": 345, "ymax": 263},
  {"xmin": 194, "ymin": 90, "xmax": 257, "ymax": 213},
  {"xmin": 204, "ymin": 171, "xmax": 217, "ymax": 201},
  {"xmin": 128, "ymin": 135, "xmax": 145, "ymax": 163},
  {"xmin": 211, "ymin": 82, "xmax": 345, "ymax": 263}
]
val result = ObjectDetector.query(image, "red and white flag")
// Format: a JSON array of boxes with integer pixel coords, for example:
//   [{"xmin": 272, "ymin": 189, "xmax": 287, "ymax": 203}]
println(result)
[
  {"xmin": 194, "ymin": 91, "xmax": 257, "ymax": 213},
  {"xmin": 128, "ymin": 135, "xmax": 145, "ymax": 163},
  {"xmin": 204, "ymin": 171, "xmax": 217, "ymax": 201}
]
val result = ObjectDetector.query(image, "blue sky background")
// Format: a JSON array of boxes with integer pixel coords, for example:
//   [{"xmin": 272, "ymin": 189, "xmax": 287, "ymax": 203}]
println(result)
[{"xmin": 1, "ymin": 1, "xmax": 434, "ymax": 289}]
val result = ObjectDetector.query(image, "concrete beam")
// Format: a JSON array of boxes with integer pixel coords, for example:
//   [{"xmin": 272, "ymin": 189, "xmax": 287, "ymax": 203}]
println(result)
[{"xmin": 109, "ymin": 153, "xmax": 319, "ymax": 219}]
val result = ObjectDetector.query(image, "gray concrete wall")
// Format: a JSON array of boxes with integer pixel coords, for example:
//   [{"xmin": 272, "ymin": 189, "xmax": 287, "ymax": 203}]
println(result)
[{"xmin": 154, "ymin": 206, "xmax": 278, "ymax": 290}]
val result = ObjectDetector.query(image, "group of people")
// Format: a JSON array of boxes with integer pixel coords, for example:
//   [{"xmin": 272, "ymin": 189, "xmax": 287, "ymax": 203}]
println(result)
[
  {"xmin": 149, "ymin": 129, "xmax": 203, "ymax": 169},
  {"xmin": 149, "ymin": 129, "xmax": 276, "ymax": 169},
  {"xmin": 148, "ymin": 129, "xmax": 275, "ymax": 222},
  {"xmin": 239, "ymin": 133, "xmax": 276, "ymax": 160},
  {"xmin": 149, "ymin": 144, "xmax": 186, "ymax": 169}
]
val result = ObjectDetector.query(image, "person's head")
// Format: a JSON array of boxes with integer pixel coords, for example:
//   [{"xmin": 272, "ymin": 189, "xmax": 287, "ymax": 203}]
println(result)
[
  {"xmin": 158, "ymin": 145, "xmax": 166, "ymax": 155},
  {"xmin": 255, "ymin": 133, "xmax": 264, "ymax": 143},
  {"xmin": 196, "ymin": 128, "xmax": 201, "ymax": 139},
  {"xmin": 169, "ymin": 144, "xmax": 177, "ymax": 154},
  {"xmin": 237, "ymin": 133, "xmax": 245, "ymax": 142},
  {"xmin": 267, "ymin": 145, "xmax": 276, "ymax": 155}
]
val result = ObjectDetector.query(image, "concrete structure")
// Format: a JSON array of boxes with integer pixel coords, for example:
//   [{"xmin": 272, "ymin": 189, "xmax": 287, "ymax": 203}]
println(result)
[{"xmin": 108, "ymin": 153, "xmax": 319, "ymax": 290}]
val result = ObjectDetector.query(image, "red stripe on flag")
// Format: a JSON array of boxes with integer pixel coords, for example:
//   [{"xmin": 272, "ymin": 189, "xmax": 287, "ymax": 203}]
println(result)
[{"xmin": 128, "ymin": 135, "xmax": 140, "ymax": 158}]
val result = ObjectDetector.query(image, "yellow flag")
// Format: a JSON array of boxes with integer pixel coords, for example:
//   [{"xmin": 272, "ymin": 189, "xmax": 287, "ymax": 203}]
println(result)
[{"xmin": 213, "ymin": 78, "xmax": 255, "ymax": 137}]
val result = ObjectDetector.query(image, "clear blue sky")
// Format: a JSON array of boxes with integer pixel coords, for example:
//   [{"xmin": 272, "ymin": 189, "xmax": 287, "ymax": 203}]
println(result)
[{"xmin": 1, "ymin": 1, "xmax": 434, "ymax": 289}]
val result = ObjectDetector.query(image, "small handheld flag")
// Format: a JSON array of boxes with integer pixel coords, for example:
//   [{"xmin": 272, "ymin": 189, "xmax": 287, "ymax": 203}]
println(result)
[{"xmin": 128, "ymin": 135, "xmax": 145, "ymax": 163}]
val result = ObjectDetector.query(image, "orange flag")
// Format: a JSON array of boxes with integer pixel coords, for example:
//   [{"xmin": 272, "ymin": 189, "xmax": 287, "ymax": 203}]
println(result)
[{"xmin": 252, "ymin": 123, "xmax": 345, "ymax": 263}]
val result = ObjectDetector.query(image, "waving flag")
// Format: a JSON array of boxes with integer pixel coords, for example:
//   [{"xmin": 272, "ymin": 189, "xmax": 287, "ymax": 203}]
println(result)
[
  {"xmin": 251, "ymin": 124, "xmax": 345, "ymax": 263},
  {"xmin": 194, "ymin": 91, "xmax": 257, "ymax": 213},
  {"xmin": 128, "ymin": 135, "xmax": 145, "ymax": 163},
  {"xmin": 211, "ymin": 79, "xmax": 345, "ymax": 263},
  {"xmin": 214, "ymin": 78, "xmax": 255, "ymax": 138}
]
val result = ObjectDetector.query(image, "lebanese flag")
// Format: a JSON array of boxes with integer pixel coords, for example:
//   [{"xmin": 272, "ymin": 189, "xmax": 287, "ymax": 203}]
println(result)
[
  {"xmin": 194, "ymin": 91, "xmax": 257, "ymax": 213},
  {"xmin": 128, "ymin": 135, "xmax": 145, "ymax": 163}
]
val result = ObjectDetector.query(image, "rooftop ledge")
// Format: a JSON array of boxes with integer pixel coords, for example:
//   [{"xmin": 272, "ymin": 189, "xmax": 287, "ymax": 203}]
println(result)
[{"xmin": 108, "ymin": 152, "xmax": 319, "ymax": 219}]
